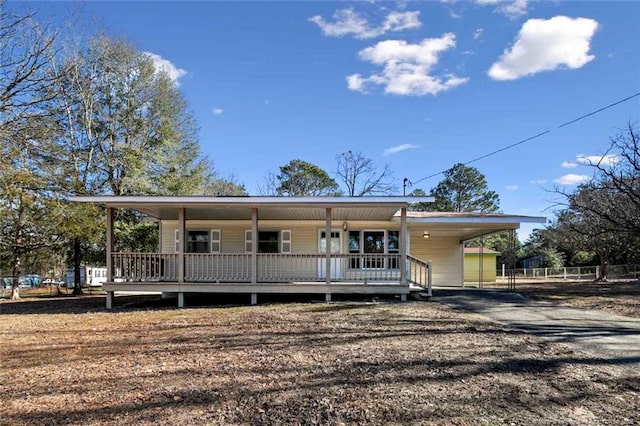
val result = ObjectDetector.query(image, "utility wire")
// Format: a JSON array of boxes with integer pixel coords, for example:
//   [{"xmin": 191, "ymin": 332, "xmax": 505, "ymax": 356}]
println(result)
[{"xmin": 409, "ymin": 92, "xmax": 640, "ymax": 186}]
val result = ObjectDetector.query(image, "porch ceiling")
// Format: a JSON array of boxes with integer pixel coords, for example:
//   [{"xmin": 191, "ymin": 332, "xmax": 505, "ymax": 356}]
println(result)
[
  {"xmin": 137, "ymin": 206, "xmax": 403, "ymax": 221},
  {"xmin": 70, "ymin": 196, "xmax": 431, "ymax": 221}
]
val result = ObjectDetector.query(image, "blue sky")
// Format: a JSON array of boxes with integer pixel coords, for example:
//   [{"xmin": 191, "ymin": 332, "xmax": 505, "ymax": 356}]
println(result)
[{"xmin": 21, "ymin": 1, "xmax": 640, "ymax": 240}]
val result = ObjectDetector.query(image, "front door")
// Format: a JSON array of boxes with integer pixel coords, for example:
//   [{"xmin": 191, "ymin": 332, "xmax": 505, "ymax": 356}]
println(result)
[
  {"xmin": 363, "ymin": 231, "xmax": 385, "ymax": 269},
  {"xmin": 318, "ymin": 230, "xmax": 342, "ymax": 279}
]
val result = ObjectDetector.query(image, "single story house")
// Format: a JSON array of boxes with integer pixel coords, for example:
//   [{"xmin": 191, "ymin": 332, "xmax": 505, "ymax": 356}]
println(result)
[
  {"xmin": 463, "ymin": 247, "xmax": 501, "ymax": 283},
  {"xmin": 71, "ymin": 196, "xmax": 545, "ymax": 308}
]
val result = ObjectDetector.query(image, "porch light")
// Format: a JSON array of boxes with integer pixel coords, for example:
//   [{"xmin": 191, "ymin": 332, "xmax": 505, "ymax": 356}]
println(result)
[
  {"xmin": 342, "ymin": 222, "xmax": 348, "ymax": 231},
  {"xmin": 423, "ymin": 231, "xmax": 430, "ymax": 239}
]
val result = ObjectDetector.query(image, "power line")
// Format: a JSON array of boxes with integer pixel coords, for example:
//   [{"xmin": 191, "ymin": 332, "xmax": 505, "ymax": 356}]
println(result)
[{"xmin": 409, "ymin": 91, "xmax": 640, "ymax": 186}]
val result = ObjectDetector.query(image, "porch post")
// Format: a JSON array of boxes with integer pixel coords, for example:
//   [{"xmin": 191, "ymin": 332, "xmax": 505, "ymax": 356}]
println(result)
[
  {"xmin": 251, "ymin": 208, "xmax": 258, "ymax": 285},
  {"xmin": 325, "ymin": 208, "xmax": 332, "ymax": 285},
  {"xmin": 400, "ymin": 207, "xmax": 407, "ymax": 285},
  {"xmin": 178, "ymin": 207, "xmax": 185, "ymax": 283},
  {"xmin": 106, "ymin": 207, "xmax": 114, "ymax": 310}
]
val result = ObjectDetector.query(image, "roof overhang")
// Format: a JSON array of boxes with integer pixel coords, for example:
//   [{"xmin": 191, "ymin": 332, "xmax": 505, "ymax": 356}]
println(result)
[
  {"xmin": 70, "ymin": 196, "xmax": 435, "ymax": 221},
  {"xmin": 401, "ymin": 212, "xmax": 546, "ymax": 241}
]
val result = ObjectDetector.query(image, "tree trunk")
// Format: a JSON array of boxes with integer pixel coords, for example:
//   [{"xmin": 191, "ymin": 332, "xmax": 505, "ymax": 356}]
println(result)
[
  {"xmin": 596, "ymin": 253, "xmax": 608, "ymax": 282},
  {"xmin": 11, "ymin": 258, "xmax": 21, "ymax": 300},
  {"xmin": 73, "ymin": 237, "xmax": 83, "ymax": 295}
]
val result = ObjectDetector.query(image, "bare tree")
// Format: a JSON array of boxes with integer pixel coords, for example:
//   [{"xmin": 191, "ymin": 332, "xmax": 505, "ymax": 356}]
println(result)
[
  {"xmin": 336, "ymin": 151, "xmax": 396, "ymax": 196},
  {"xmin": 549, "ymin": 123, "xmax": 640, "ymax": 281}
]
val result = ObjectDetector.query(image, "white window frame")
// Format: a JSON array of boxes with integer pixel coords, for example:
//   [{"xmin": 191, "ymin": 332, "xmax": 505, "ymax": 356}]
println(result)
[
  {"xmin": 245, "ymin": 230, "xmax": 291, "ymax": 253},
  {"xmin": 174, "ymin": 229, "xmax": 180, "ymax": 253}
]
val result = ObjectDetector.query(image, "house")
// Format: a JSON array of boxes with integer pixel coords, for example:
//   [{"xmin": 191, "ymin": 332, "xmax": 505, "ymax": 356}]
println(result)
[
  {"xmin": 463, "ymin": 247, "xmax": 501, "ymax": 283},
  {"xmin": 520, "ymin": 255, "xmax": 545, "ymax": 269},
  {"xmin": 71, "ymin": 196, "xmax": 545, "ymax": 309}
]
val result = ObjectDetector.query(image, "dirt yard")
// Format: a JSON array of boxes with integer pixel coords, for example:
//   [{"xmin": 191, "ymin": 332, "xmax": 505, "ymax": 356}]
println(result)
[{"xmin": 1, "ymin": 295, "xmax": 638, "ymax": 425}]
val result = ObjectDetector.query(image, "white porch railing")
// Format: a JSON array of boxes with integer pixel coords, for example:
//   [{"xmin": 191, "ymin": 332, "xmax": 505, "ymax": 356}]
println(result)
[
  {"xmin": 186, "ymin": 253, "xmax": 251, "ymax": 282},
  {"xmin": 110, "ymin": 252, "xmax": 431, "ymax": 286},
  {"xmin": 112, "ymin": 253, "xmax": 178, "ymax": 281},
  {"xmin": 408, "ymin": 255, "xmax": 432, "ymax": 297}
]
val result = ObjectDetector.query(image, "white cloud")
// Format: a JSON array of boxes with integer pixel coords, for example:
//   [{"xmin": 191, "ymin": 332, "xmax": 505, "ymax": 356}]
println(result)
[
  {"xmin": 554, "ymin": 174, "xmax": 591, "ymax": 186},
  {"xmin": 561, "ymin": 161, "xmax": 578, "ymax": 168},
  {"xmin": 212, "ymin": 108, "xmax": 224, "ymax": 116},
  {"xmin": 488, "ymin": 16, "xmax": 599, "ymax": 81},
  {"xmin": 383, "ymin": 143, "xmax": 418, "ymax": 156},
  {"xmin": 497, "ymin": 0, "xmax": 529, "ymax": 18},
  {"xmin": 529, "ymin": 179, "xmax": 547, "ymax": 185},
  {"xmin": 144, "ymin": 52, "xmax": 187, "ymax": 85},
  {"xmin": 475, "ymin": 0, "xmax": 529, "ymax": 18},
  {"xmin": 505, "ymin": 185, "xmax": 519, "ymax": 190},
  {"xmin": 347, "ymin": 34, "xmax": 469, "ymax": 96},
  {"xmin": 576, "ymin": 153, "xmax": 619, "ymax": 167},
  {"xmin": 473, "ymin": 28, "xmax": 484, "ymax": 40},
  {"xmin": 309, "ymin": 8, "xmax": 421, "ymax": 39}
]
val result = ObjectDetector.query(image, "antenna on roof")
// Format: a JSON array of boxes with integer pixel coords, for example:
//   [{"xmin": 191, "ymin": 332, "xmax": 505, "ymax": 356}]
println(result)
[{"xmin": 403, "ymin": 178, "xmax": 412, "ymax": 196}]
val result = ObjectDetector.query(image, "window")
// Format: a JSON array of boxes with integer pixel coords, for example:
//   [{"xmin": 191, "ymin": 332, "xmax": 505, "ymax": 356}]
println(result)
[
  {"xmin": 388, "ymin": 230, "xmax": 399, "ymax": 269},
  {"xmin": 259, "ymin": 231, "xmax": 279, "ymax": 253},
  {"xmin": 245, "ymin": 230, "xmax": 292, "ymax": 253},
  {"xmin": 347, "ymin": 230, "xmax": 400, "ymax": 269},
  {"xmin": 348, "ymin": 231, "xmax": 361, "ymax": 269},
  {"xmin": 187, "ymin": 230, "xmax": 210, "ymax": 253}
]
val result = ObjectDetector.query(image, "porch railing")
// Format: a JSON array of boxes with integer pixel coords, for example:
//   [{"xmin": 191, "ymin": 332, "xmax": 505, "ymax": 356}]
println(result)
[
  {"xmin": 110, "ymin": 252, "xmax": 427, "ymax": 285},
  {"xmin": 112, "ymin": 253, "xmax": 178, "ymax": 281},
  {"xmin": 186, "ymin": 253, "xmax": 251, "ymax": 282},
  {"xmin": 407, "ymin": 255, "xmax": 432, "ymax": 297}
]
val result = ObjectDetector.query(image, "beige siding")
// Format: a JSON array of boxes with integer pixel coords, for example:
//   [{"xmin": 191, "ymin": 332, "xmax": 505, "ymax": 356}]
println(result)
[
  {"xmin": 409, "ymin": 231, "xmax": 463, "ymax": 287},
  {"xmin": 161, "ymin": 220, "xmax": 400, "ymax": 255}
]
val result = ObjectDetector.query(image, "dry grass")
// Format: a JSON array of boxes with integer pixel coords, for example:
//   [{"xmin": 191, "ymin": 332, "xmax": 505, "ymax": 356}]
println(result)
[
  {"xmin": 1, "ymin": 295, "xmax": 638, "ymax": 425},
  {"xmin": 503, "ymin": 280, "xmax": 640, "ymax": 318}
]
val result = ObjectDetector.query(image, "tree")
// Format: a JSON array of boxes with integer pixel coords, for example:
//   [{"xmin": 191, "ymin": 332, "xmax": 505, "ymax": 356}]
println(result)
[
  {"xmin": 336, "ymin": 151, "xmax": 396, "ymax": 196},
  {"xmin": 40, "ymin": 35, "xmax": 220, "ymax": 292},
  {"xmin": 521, "ymin": 229, "xmax": 565, "ymax": 269},
  {"xmin": 566, "ymin": 123, "xmax": 640, "ymax": 236},
  {"xmin": 428, "ymin": 163, "xmax": 500, "ymax": 212},
  {"xmin": 550, "ymin": 123, "xmax": 640, "ymax": 281},
  {"xmin": 409, "ymin": 164, "xmax": 500, "ymax": 212},
  {"xmin": 0, "ymin": 4, "xmax": 58, "ymax": 298},
  {"xmin": 272, "ymin": 159, "xmax": 341, "ymax": 196},
  {"xmin": 408, "ymin": 188, "xmax": 431, "ymax": 211}
]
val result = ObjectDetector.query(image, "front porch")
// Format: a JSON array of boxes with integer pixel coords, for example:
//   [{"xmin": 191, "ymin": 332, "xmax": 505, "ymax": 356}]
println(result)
[{"xmin": 106, "ymin": 252, "xmax": 432, "ymax": 308}]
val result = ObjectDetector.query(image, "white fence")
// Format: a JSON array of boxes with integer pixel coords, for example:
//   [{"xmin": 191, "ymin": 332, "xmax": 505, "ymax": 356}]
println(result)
[{"xmin": 497, "ymin": 264, "xmax": 640, "ymax": 282}]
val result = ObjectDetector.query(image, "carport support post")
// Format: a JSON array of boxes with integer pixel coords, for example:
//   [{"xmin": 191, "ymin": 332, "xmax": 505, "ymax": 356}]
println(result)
[
  {"xmin": 178, "ymin": 292, "xmax": 185, "ymax": 308},
  {"xmin": 251, "ymin": 293, "xmax": 257, "ymax": 305},
  {"xmin": 106, "ymin": 207, "xmax": 114, "ymax": 310}
]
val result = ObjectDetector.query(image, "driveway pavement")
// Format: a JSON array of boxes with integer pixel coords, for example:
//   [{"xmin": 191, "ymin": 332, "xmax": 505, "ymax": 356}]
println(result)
[{"xmin": 434, "ymin": 287, "xmax": 640, "ymax": 369}]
